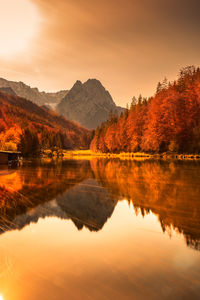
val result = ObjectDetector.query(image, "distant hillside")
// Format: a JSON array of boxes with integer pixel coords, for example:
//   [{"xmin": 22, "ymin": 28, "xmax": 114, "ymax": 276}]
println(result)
[
  {"xmin": 57, "ymin": 79, "xmax": 124, "ymax": 129},
  {"xmin": 0, "ymin": 77, "xmax": 68, "ymax": 106},
  {"xmin": 0, "ymin": 92, "xmax": 91, "ymax": 155}
]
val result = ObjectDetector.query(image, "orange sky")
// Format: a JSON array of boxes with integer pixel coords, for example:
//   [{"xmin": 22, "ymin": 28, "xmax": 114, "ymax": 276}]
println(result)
[{"xmin": 0, "ymin": 0, "xmax": 200, "ymax": 106}]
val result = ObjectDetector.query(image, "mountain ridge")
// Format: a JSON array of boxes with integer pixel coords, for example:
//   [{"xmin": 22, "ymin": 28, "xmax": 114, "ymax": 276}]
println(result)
[
  {"xmin": 0, "ymin": 77, "xmax": 68, "ymax": 106},
  {"xmin": 0, "ymin": 77, "xmax": 125, "ymax": 129}
]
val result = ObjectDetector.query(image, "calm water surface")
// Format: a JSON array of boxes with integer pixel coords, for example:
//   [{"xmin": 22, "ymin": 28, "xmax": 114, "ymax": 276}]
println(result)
[{"xmin": 0, "ymin": 158, "xmax": 200, "ymax": 300}]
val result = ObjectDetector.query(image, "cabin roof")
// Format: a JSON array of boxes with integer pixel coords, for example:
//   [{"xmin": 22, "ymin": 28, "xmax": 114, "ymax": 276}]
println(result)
[{"xmin": 0, "ymin": 150, "xmax": 21, "ymax": 154}]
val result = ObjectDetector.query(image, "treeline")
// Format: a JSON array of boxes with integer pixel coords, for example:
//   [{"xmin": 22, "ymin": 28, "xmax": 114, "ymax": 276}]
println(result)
[
  {"xmin": 0, "ymin": 92, "xmax": 92, "ymax": 156},
  {"xmin": 91, "ymin": 66, "xmax": 200, "ymax": 153}
]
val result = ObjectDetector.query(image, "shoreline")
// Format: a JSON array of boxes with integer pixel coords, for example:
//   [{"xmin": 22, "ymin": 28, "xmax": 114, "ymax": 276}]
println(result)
[{"xmin": 49, "ymin": 150, "xmax": 200, "ymax": 160}]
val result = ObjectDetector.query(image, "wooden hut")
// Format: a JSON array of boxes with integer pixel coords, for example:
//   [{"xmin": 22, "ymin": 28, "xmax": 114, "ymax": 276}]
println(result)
[{"xmin": 0, "ymin": 151, "xmax": 21, "ymax": 165}]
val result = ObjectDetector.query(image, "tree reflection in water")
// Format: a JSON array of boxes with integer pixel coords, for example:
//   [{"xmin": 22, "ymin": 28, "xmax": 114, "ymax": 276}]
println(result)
[{"xmin": 0, "ymin": 158, "xmax": 200, "ymax": 250}]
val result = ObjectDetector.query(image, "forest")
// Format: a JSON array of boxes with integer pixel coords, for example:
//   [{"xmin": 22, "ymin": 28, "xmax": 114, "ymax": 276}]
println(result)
[
  {"xmin": 91, "ymin": 66, "xmax": 200, "ymax": 154},
  {"xmin": 0, "ymin": 92, "xmax": 92, "ymax": 156}
]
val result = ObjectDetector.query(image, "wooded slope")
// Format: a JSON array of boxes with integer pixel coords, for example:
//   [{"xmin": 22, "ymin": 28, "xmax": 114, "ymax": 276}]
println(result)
[{"xmin": 0, "ymin": 92, "xmax": 91, "ymax": 155}]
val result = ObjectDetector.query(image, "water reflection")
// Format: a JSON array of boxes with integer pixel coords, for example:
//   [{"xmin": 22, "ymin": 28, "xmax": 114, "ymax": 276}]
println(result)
[
  {"xmin": 0, "ymin": 159, "xmax": 200, "ymax": 250},
  {"xmin": 0, "ymin": 160, "xmax": 92, "ymax": 233},
  {"xmin": 91, "ymin": 159, "xmax": 200, "ymax": 251}
]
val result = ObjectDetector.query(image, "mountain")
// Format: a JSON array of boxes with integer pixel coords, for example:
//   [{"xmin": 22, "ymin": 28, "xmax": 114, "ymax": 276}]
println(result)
[
  {"xmin": 0, "ymin": 77, "xmax": 68, "ymax": 106},
  {"xmin": 0, "ymin": 86, "xmax": 16, "ymax": 95},
  {"xmin": 0, "ymin": 91, "xmax": 91, "ymax": 154},
  {"xmin": 0, "ymin": 77, "xmax": 124, "ymax": 129},
  {"xmin": 57, "ymin": 79, "xmax": 124, "ymax": 129}
]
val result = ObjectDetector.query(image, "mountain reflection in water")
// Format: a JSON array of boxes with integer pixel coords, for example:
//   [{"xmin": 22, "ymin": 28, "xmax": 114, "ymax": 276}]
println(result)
[{"xmin": 0, "ymin": 159, "xmax": 200, "ymax": 251}]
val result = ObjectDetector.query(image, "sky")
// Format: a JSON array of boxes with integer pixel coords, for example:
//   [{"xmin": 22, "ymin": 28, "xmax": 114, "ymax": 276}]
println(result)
[{"xmin": 0, "ymin": 0, "xmax": 200, "ymax": 106}]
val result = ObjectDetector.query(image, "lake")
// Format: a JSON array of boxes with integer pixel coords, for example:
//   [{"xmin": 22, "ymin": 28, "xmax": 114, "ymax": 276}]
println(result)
[{"xmin": 0, "ymin": 158, "xmax": 200, "ymax": 300}]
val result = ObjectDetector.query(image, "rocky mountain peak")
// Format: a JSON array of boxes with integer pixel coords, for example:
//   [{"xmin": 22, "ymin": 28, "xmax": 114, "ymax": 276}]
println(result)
[
  {"xmin": 68, "ymin": 80, "xmax": 83, "ymax": 96},
  {"xmin": 57, "ymin": 78, "xmax": 124, "ymax": 129},
  {"xmin": 73, "ymin": 80, "xmax": 82, "ymax": 88},
  {"xmin": 84, "ymin": 78, "xmax": 104, "ymax": 88}
]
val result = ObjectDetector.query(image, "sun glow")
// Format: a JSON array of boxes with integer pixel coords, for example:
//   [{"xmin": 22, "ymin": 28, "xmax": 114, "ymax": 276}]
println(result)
[
  {"xmin": 0, "ymin": 0, "xmax": 41, "ymax": 58},
  {"xmin": 0, "ymin": 295, "xmax": 4, "ymax": 300}
]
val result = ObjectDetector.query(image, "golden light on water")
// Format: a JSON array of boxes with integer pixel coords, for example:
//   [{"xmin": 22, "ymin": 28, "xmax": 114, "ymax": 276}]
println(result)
[{"xmin": 0, "ymin": 0, "xmax": 41, "ymax": 58}]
